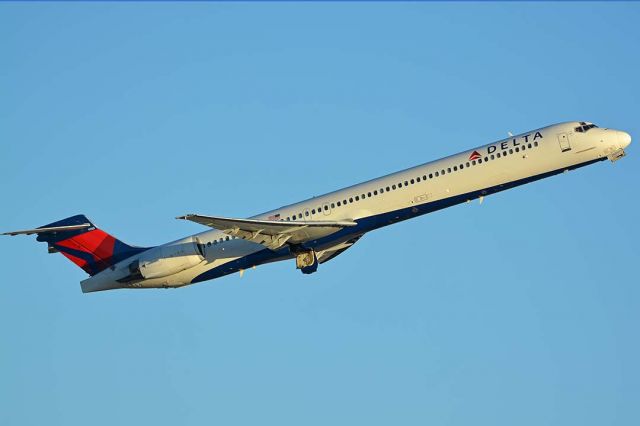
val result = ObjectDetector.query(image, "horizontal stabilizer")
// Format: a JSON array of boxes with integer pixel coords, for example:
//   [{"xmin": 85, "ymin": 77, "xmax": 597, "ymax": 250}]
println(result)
[
  {"xmin": 177, "ymin": 214, "xmax": 356, "ymax": 250},
  {"xmin": 2, "ymin": 223, "xmax": 92, "ymax": 236}
]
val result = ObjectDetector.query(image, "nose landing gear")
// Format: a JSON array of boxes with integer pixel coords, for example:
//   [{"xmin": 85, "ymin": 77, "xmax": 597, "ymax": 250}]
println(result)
[{"xmin": 607, "ymin": 148, "xmax": 626, "ymax": 162}]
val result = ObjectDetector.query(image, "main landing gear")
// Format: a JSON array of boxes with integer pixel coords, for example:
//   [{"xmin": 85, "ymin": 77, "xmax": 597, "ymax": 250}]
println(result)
[{"xmin": 295, "ymin": 249, "xmax": 318, "ymax": 275}]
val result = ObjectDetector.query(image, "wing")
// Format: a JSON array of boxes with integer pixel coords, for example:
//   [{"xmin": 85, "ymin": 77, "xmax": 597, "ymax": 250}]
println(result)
[
  {"xmin": 316, "ymin": 235, "xmax": 363, "ymax": 264},
  {"xmin": 177, "ymin": 214, "xmax": 357, "ymax": 250}
]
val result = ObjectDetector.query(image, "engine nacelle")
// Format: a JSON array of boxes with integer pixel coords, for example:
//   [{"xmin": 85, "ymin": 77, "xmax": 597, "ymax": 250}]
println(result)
[{"xmin": 130, "ymin": 237, "xmax": 205, "ymax": 280}]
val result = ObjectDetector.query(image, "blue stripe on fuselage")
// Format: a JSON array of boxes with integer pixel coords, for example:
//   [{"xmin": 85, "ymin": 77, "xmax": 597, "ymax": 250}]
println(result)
[{"xmin": 191, "ymin": 157, "xmax": 605, "ymax": 284}]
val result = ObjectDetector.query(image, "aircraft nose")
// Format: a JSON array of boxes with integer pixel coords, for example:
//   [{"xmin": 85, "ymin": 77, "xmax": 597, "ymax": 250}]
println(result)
[{"xmin": 617, "ymin": 131, "xmax": 632, "ymax": 148}]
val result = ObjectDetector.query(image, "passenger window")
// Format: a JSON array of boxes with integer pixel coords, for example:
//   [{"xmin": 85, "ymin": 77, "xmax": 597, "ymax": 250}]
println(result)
[
  {"xmin": 528, "ymin": 143, "xmax": 532, "ymax": 149},
  {"xmin": 324, "ymin": 205, "xmax": 329, "ymax": 211},
  {"xmin": 392, "ymin": 184, "xmax": 396, "ymax": 190},
  {"xmin": 410, "ymin": 179, "xmax": 415, "ymax": 184},
  {"xmin": 509, "ymin": 149, "xmax": 514, "ymax": 154},
  {"xmin": 311, "ymin": 209, "xmax": 316, "ymax": 214},
  {"xmin": 429, "ymin": 173, "xmax": 433, "ymax": 179},
  {"xmin": 441, "ymin": 169, "xmax": 445, "ymax": 175},
  {"xmin": 373, "ymin": 190, "xmax": 378, "ymax": 195},
  {"xmin": 478, "ymin": 158, "xmax": 483, "ymax": 164},
  {"xmin": 416, "ymin": 177, "xmax": 420, "ymax": 183},
  {"xmin": 404, "ymin": 181, "xmax": 408, "ymax": 186},
  {"xmin": 355, "ymin": 196, "xmax": 360, "ymax": 201},
  {"xmin": 515, "ymin": 147, "xmax": 520, "ymax": 152},
  {"xmin": 423, "ymin": 175, "xmax": 427, "ymax": 180},
  {"xmin": 472, "ymin": 160, "xmax": 476, "ymax": 165},
  {"xmin": 380, "ymin": 188, "xmax": 384, "ymax": 194},
  {"xmin": 398, "ymin": 183, "xmax": 402, "ymax": 188},
  {"xmin": 435, "ymin": 171, "xmax": 439, "ymax": 177},
  {"xmin": 305, "ymin": 211, "xmax": 309, "ymax": 216},
  {"xmin": 337, "ymin": 201, "xmax": 341, "ymax": 207},
  {"xmin": 447, "ymin": 168, "xmax": 451, "ymax": 173},
  {"xmin": 490, "ymin": 154, "xmax": 495, "ymax": 160},
  {"xmin": 386, "ymin": 186, "xmax": 391, "ymax": 191},
  {"xmin": 460, "ymin": 164, "xmax": 464, "ymax": 169},
  {"xmin": 466, "ymin": 162, "xmax": 470, "ymax": 167},
  {"xmin": 453, "ymin": 166, "xmax": 458, "ymax": 171},
  {"xmin": 367, "ymin": 192, "xmax": 372, "ymax": 197},
  {"xmin": 534, "ymin": 141, "xmax": 538, "ymax": 147}
]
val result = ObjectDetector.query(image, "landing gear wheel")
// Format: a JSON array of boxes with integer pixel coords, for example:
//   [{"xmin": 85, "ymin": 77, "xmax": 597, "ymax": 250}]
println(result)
[{"xmin": 295, "ymin": 250, "xmax": 318, "ymax": 274}]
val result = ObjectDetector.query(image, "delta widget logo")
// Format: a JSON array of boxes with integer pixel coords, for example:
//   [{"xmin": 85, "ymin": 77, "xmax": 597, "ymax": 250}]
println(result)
[{"xmin": 468, "ymin": 151, "xmax": 482, "ymax": 161}]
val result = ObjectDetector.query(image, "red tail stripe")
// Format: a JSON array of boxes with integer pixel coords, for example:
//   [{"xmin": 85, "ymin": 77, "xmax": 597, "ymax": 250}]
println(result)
[{"xmin": 55, "ymin": 230, "xmax": 116, "ymax": 265}]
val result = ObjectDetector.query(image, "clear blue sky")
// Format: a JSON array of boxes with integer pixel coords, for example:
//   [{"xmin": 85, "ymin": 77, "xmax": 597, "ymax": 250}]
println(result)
[{"xmin": 1, "ymin": 3, "xmax": 639, "ymax": 425}]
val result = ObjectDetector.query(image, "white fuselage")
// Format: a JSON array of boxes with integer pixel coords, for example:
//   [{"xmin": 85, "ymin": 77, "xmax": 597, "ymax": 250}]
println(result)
[{"xmin": 81, "ymin": 121, "xmax": 631, "ymax": 292}]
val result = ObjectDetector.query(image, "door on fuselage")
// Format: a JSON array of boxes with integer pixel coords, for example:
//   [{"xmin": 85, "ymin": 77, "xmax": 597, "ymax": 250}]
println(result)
[{"xmin": 557, "ymin": 133, "xmax": 572, "ymax": 152}]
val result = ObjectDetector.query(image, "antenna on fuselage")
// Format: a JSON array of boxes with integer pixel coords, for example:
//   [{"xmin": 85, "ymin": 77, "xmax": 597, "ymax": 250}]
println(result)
[{"xmin": 508, "ymin": 131, "xmax": 513, "ymax": 137}]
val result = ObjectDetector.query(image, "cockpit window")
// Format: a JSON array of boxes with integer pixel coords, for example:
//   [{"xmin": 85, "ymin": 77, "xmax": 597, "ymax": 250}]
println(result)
[{"xmin": 575, "ymin": 123, "xmax": 598, "ymax": 133}]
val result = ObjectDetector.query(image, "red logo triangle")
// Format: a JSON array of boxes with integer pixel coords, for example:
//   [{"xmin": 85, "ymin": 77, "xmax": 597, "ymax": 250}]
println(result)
[{"xmin": 469, "ymin": 150, "xmax": 481, "ymax": 161}]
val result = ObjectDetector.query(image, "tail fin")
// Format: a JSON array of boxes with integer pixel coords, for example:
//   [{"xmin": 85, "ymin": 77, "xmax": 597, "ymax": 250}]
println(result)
[{"xmin": 5, "ymin": 214, "xmax": 147, "ymax": 276}]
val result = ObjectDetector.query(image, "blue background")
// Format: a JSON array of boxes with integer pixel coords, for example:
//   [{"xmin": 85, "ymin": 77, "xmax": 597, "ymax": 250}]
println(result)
[{"xmin": 1, "ymin": 3, "xmax": 638, "ymax": 425}]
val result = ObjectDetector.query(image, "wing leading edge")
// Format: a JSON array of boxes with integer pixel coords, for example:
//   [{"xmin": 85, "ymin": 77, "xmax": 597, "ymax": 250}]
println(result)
[{"xmin": 177, "ymin": 214, "xmax": 357, "ymax": 250}]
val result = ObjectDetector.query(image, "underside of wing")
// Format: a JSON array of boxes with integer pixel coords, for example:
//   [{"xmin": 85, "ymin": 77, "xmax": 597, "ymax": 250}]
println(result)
[
  {"xmin": 316, "ymin": 235, "xmax": 363, "ymax": 264},
  {"xmin": 177, "ymin": 214, "xmax": 357, "ymax": 250}
]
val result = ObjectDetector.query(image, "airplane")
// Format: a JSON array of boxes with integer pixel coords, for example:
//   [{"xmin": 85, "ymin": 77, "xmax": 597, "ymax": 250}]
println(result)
[{"xmin": 2, "ymin": 121, "xmax": 632, "ymax": 293}]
